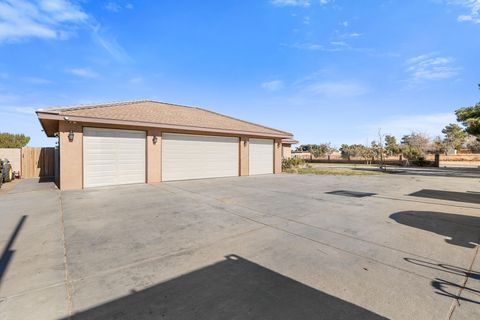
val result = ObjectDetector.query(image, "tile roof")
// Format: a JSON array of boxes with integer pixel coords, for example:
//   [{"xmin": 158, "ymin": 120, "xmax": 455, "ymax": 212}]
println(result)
[{"xmin": 38, "ymin": 100, "xmax": 292, "ymax": 137}]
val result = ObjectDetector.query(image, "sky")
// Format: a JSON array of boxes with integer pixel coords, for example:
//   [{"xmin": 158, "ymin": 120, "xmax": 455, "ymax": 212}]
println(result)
[{"xmin": 0, "ymin": 0, "xmax": 479, "ymax": 147}]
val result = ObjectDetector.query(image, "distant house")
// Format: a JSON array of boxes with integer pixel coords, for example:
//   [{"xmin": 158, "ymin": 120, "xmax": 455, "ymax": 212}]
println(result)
[{"xmin": 36, "ymin": 100, "xmax": 296, "ymax": 190}]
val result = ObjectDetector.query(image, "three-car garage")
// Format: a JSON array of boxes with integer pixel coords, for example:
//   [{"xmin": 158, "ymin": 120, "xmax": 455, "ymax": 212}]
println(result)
[{"xmin": 37, "ymin": 100, "xmax": 295, "ymax": 190}]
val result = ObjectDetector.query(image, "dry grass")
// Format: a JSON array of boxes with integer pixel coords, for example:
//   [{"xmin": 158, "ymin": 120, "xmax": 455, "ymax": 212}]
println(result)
[
  {"xmin": 309, "ymin": 163, "xmax": 378, "ymax": 168},
  {"xmin": 284, "ymin": 167, "xmax": 389, "ymax": 176}
]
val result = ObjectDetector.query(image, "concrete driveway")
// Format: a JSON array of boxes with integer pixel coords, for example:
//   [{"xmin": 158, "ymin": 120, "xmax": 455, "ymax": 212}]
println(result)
[{"xmin": 1, "ymin": 173, "xmax": 479, "ymax": 319}]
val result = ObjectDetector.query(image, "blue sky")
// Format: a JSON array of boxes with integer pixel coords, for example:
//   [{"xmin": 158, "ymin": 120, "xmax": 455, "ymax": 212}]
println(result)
[{"xmin": 0, "ymin": 0, "xmax": 479, "ymax": 147}]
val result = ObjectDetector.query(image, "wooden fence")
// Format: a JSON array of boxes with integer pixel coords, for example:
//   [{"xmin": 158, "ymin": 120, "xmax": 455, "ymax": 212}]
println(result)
[{"xmin": 21, "ymin": 147, "xmax": 56, "ymax": 178}]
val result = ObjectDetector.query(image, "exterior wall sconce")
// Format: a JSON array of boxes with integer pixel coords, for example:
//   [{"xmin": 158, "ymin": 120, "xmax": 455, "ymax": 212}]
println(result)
[
  {"xmin": 277, "ymin": 142, "xmax": 281, "ymax": 147},
  {"xmin": 243, "ymin": 139, "xmax": 248, "ymax": 146},
  {"xmin": 68, "ymin": 130, "xmax": 75, "ymax": 142},
  {"xmin": 152, "ymin": 136, "xmax": 158, "ymax": 144}
]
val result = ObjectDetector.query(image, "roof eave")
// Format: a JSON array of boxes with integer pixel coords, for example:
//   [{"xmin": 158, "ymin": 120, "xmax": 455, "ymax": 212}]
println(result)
[
  {"xmin": 282, "ymin": 138, "xmax": 299, "ymax": 145},
  {"xmin": 36, "ymin": 112, "xmax": 293, "ymax": 139}
]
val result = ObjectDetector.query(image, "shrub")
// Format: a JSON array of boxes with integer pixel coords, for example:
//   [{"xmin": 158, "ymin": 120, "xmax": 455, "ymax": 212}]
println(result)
[
  {"xmin": 411, "ymin": 157, "xmax": 435, "ymax": 167},
  {"xmin": 282, "ymin": 157, "xmax": 304, "ymax": 170}
]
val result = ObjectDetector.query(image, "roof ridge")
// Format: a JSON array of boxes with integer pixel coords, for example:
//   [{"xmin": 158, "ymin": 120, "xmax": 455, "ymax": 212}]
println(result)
[
  {"xmin": 195, "ymin": 107, "xmax": 293, "ymax": 136},
  {"xmin": 37, "ymin": 99, "xmax": 154, "ymax": 113},
  {"xmin": 36, "ymin": 99, "xmax": 205, "ymax": 113}
]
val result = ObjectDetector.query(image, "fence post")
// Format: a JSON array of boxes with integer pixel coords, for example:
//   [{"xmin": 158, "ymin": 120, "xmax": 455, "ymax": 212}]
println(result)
[{"xmin": 434, "ymin": 153, "xmax": 440, "ymax": 167}]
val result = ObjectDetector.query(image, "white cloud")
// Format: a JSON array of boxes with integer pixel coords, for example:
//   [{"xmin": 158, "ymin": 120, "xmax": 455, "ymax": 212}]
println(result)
[
  {"xmin": 303, "ymin": 81, "xmax": 369, "ymax": 97},
  {"xmin": 261, "ymin": 80, "xmax": 284, "ymax": 91},
  {"xmin": 105, "ymin": 1, "xmax": 133, "ymax": 12},
  {"xmin": 446, "ymin": 0, "xmax": 480, "ymax": 24},
  {"xmin": 66, "ymin": 67, "xmax": 98, "ymax": 78},
  {"xmin": 0, "ymin": 1, "xmax": 130, "ymax": 63},
  {"xmin": 405, "ymin": 53, "xmax": 459, "ymax": 81},
  {"xmin": 129, "ymin": 77, "xmax": 143, "ymax": 84},
  {"xmin": 105, "ymin": 2, "xmax": 121, "ymax": 12},
  {"xmin": 270, "ymin": 0, "xmax": 311, "ymax": 7},
  {"xmin": 290, "ymin": 42, "xmax": 323, "ymax": 50},
  {"xmin": 458, "ymin": 14, "xmax": 472, "ymax": 21},
  {"xmin": 291, "ymin": 41, "xmax": 353, "ymax": 52},
  {"xmin": 39, "ymin": 0, "xmax": 87, "ymax": 21},
  {"xmin": 344, "ymin": 32, "xmax": 362, "ymax": 37},
  {"xmin": 15, "ymin": 106, "xmax": 35, "ymax": 114},
  {"xmin": 0, "ymin": 92, "xmax": 19, "ymax": 102},
  {"xmin": 368, "ymin": 113, "xmax": 457, "ymax": 138},
  {"xmin": 330, "ymin": 41, "xmax": 347, "ymax": 46},
  {"xmin": 22, "ymin": 76, "xmax": 52, "ymax": 84},
  {"xmin": 91, "ymin": 24, "xmax": 131, "ymax": 63},
  {"xmin": 319, "ymin": 0, "xmax": 330, "ymax": 4},
  {"xmin": 0, "ymin": 0, "xmax": 88, "ymax": 43}
]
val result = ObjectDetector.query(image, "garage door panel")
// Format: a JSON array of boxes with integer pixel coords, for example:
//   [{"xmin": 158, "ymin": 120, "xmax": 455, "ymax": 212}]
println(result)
[
  {"xmin": 249, "ymin": 138, "xmax": 274, "ymax": 175},
  {"xmin": 83, "ymin": 128, "xmax": 146, "ymax": 188},
  {"xmin": 162, "ymin": 133, "xmax": 239, "ymax": 181}
]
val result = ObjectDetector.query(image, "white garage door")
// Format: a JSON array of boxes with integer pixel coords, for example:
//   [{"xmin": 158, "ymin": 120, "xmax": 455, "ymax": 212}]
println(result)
[
  {"xmin": 249, "ymin": 138, "xmax": 274, "ymax": 175},
  {"xmin": 162, "ymin": 133, "xmax": 239, "ymax": 181},
  {"xmin": 83, "ymin": 128, "xmax": 146, "ymax": 188}
]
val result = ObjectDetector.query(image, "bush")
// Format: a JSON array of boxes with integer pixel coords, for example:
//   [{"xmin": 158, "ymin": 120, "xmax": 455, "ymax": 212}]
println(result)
[
  {"xmin": 411, "ymin": 157, "xmax": 435, "ymax": 167},
  {"xmin": 282, "ymin": 157, "xmax": 304, "ymax": 170}
]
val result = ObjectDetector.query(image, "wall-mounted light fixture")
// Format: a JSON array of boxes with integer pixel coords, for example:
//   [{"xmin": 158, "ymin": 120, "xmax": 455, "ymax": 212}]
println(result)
[
  {"xmin": 277, "ymin": 142, "xmax": 281, "ymax": 148},
  {"xmin": 68, "ymin": 130, "xmax": 75, "ymax": 142},
  {"xmin": 243, "ymin": 139, "xmax": 248, "ymax": 146},
  {"xmin": 152, "ymin": 136, "xmax": 158, "ymax": 144}
]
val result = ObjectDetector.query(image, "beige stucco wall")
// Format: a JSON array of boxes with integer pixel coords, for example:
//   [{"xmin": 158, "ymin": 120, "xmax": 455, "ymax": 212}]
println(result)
[
  {"xmin": 274, "ymin": 139, "xmax": 282, "ymax": 174},
  {"xmin": 147, "ymin": 129, "xmax": 162, "ymax": 183},
  {"xmin": 55, "ymin": 121, "xmax": 286, "ymax": 190},
  {"xmin": 59, "ymin": 121, "xmax": 83, "ymax": 190},
  {"xmin": 282, "ymin": 144, "xmax": 292, "ymax": 159},
  {"xmin": 239, "ymin": 137, "xmax": 249, "ymax": 176},
  {"xmin": 0, "ymin": 148, "xmax": 21, "ymax": 173}
]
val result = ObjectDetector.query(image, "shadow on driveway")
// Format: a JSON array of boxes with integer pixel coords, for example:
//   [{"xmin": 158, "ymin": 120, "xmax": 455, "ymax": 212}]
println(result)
[
  {"xmin": 66, "ymin": 255, "xmax": 387, "ymax": 320},
  {"xmin": 404, "ymin": 258, "xmax": 480, "ymax": 305},
  {"xmin": 409, "ymin": 189, "xmax": 480, "ymax": 205},
  {"xmin": 390, "ymin": 211, "xmax": 480, "ymax": 248},
  {"xmin": 0, "ymin": 215, "xmax": 27, "ymax": 285}
]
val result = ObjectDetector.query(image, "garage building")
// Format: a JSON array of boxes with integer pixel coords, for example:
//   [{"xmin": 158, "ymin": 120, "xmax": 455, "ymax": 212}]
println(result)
[{"xmin": 36, "ymin": 100, "xmax": 296, "ymax": 190}]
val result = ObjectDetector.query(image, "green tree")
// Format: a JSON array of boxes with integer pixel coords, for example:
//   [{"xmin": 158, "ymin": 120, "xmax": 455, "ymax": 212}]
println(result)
[
  {"xmin": 441, "ymin": 123, "xmax": 467, "ymax": 152},
  {"xmin": 399, "ymin": 145, "xmax": 424, "ymax": 160},
  {"xmin": 339, "ymin": 144, "xmax": 353, "ymax": 160},
  {"xmin": 455, "ymin": 84, "xmax": 480, "ymax": 139},
  {"xmin": 340, "ymin": 144, "xmax": 363, "ymax": 160},
  {"xmin": 0, "ymin": 132, "xmax": 30, "ymax": 148},
  {"xmin": 384, "ymin": 135, "xmax": 400, "ymax": 156}
]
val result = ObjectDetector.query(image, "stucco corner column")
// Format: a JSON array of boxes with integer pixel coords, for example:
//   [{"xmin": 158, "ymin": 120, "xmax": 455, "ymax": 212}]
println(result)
[
  {"xmin": 147, "ymin": 129, "xmax": 162, "ymax": 184},
  {"xmin": 239, "ymin": 137, "xmax": 249, "ymax": 176},
  {"xmin": 58, "ymin": 121, "xmax": 83, "ymax": 190},
  {"xmin": 274, "ymin": 139, "xmax": 282, "ymax": 174}
]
